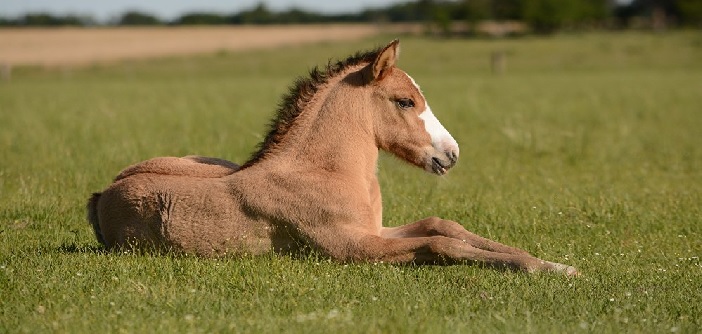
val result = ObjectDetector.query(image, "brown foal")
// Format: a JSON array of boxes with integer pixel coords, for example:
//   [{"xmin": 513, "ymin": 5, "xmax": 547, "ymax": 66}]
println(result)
[{"xmin": 88, "ymin": 40, "xmax": 577, "ymax": 275}]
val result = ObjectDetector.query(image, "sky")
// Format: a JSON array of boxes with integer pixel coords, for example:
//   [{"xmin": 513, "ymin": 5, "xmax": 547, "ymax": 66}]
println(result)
[{"xmin": 0, "ymin": 0, "xmax": 409, "ymax": 21}]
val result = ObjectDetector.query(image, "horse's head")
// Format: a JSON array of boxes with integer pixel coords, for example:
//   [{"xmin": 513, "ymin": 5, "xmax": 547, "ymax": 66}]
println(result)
[{"xmin": 366, "ymin": 40, "xmax": 459, "ymax": 175}]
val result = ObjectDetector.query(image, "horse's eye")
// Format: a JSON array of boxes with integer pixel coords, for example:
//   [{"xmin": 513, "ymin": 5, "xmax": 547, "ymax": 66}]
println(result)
[{"xmin": 396, "ymin": 98, "xmax": 415, "ymax": 109}]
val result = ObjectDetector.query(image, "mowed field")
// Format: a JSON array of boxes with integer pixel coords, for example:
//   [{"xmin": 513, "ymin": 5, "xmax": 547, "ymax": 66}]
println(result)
[
  {"xmin": 1, "ymin": 29, "xmax": 701, "ymax": 333},
  {"xmin": 0, "ymin": 24, "xmax": 389, "ymax": 67}
]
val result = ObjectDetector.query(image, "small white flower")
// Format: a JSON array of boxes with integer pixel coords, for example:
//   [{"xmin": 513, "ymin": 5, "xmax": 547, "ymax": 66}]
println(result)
[{"xmin": 326, "ymin": 309, "xmax": 339, "ymax": 319}]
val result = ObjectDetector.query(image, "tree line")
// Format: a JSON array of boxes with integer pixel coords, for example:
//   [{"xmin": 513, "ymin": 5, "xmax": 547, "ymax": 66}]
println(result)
[{"xmin": 1, "ymin": 0, "xmax": 700, "ymax": 33}]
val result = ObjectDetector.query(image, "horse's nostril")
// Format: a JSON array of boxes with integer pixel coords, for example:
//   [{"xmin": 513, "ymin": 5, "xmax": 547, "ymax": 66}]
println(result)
[{"xmin": 447, "ymin": 150, "xmax": 458, "ymax": 164}]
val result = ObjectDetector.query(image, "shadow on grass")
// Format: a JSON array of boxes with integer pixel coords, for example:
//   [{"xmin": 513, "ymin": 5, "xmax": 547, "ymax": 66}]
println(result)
[
  {"xmin": 49, "ymin": 243, "xmax": 548, "ymax": 275},
  {"xmin": 57, "ymin": 242, "xmax": 105, "ymax": 254}
]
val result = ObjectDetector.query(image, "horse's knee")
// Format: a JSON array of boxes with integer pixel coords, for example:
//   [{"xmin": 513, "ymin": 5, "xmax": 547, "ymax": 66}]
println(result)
[
  {"xmin": 421, "ymin": 216, "xmax": 464, "ymax": 235},
  {"xmin": 420, "ymin": 216, "xmax": 443, "ymax": 233}
]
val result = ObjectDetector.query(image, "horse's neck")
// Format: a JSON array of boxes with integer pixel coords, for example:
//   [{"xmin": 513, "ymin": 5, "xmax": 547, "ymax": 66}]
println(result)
[{"xmin": 261, "ymin": 69, "xmax": 378, "ymax": 182}]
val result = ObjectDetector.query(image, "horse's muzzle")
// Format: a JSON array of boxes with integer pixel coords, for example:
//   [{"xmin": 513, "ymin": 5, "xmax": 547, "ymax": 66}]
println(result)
[{"xmin": 429, "ymin": 149, "xmax": 458, "ymax": 175}]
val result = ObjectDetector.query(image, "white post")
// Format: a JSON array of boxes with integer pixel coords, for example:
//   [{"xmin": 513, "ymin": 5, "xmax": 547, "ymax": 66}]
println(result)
[{"xmin": 491, "ymin": 51, "xmax": 505, "ymax": 75}]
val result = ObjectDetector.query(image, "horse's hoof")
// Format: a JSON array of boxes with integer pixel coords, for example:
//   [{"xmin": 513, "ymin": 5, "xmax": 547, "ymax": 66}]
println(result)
[
  {"xmin": 546, "ymin": 261, "xmax": 579, "ymax": 276},
  {"xmin": 565, "ymin": 266, "xmax": 579, "ymax": 277}
]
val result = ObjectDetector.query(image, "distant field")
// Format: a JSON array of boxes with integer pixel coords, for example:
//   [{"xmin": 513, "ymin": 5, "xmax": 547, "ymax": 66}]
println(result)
[
  {"xmin": 0, "ymin": 25, "xmax": 392, "ymax": 67},
  {"xmin": 1, "ymin": 31, "xmax": 701, "ymax": 333}
]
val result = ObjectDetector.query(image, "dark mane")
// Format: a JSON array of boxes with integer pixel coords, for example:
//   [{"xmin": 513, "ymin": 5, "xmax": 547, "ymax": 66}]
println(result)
[{"xmin": 240, "ymin": 46, "xmax": 382, "ymax": 168}]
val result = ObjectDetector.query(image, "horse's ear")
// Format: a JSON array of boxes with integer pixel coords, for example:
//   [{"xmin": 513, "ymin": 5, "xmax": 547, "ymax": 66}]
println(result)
[{"xmin": 372, "ymin": 39, "xmax": 400, "ymax": 82}]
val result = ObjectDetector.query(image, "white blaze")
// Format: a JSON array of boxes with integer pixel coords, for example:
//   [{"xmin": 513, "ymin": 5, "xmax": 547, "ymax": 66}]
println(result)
[
  {"xmin": 419, "ymin": 104, "xmax": 459, "ymax": 153},
  {"xmin": 408, "ymin": 75, "xmax": 459, "ymax": 155}
]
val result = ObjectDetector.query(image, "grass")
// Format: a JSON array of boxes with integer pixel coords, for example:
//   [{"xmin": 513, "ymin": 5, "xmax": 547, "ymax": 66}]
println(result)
[{"xmin": 1, "ymin": 31, "xmax": 701, "ymax": 333}]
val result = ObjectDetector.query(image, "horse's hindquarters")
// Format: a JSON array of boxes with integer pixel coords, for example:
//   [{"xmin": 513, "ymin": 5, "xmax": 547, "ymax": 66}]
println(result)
[{"xmin": 95, "ymin": 175, "xmax": 273, "ymax": 256}]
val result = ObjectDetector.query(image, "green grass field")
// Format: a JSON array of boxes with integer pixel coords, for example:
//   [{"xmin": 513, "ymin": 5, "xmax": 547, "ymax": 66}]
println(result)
[{"xmin": 1, "ymin": 31, "xmax": 701, "ymax": 333}]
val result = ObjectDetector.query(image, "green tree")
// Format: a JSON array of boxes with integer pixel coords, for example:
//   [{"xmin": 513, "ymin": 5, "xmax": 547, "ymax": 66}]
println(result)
[
  {"xmin": 523, "ymin": 0, "xmax": 564, "ymax": 33},
  {"xmin": 493, "ymin": 0, "xmax": 523, "ymax": 20},
  {"xmin": 20, "ymin": 13, "xmax": 88, "ymax": 26},
  {"xmin": 118, "ymin": 11, "xmax": 161, "ymax": 25},
  {"xmin": 523, "ymin": 0, "xmax": 609, "ymax": 33},
  {"xmin": 676, "ymin": 0, "xmax": 702, "ymax": 26},
  {"xmin": 176, "ymin": 12, "xmax": 226, "ymax": 25},
  {"xmin": 236, "ymin": 3, "xmax": 274, "ymax": 24},
  {"xmin": 432, "ymin": 4, "xmax": 452, "ymax": 35}
]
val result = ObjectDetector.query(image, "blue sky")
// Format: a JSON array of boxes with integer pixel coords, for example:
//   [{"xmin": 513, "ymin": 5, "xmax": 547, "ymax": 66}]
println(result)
[{"xmin": 0, "ymin": 0, "xmax": 409, "ymax": 21}]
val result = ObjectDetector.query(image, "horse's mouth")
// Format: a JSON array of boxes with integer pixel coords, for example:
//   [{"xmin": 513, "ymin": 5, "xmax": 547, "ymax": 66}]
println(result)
[
  {"xmin": 429, "ymin": 148, "xmax": 459, "ymax": 175},
  {"xmin": 430, "ymin": 156, "xmax": 456, "ymax": 175}
]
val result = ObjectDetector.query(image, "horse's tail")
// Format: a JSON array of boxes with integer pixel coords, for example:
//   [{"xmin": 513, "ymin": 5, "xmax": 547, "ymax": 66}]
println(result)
[{"xmin": 87, "ymin": 192, "xmax": 106, "ymax": 246}]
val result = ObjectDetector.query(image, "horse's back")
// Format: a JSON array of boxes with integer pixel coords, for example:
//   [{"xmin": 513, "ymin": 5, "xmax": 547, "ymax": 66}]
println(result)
[{"xmin": 114, "ymin": 155, "xmax": 240, "ymax": 181}]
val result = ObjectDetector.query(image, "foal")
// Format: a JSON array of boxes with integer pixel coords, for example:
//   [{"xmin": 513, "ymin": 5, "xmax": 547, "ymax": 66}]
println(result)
[{"xmin": 88, "ymin": 40, "xmax": 577, "ymax": 276}]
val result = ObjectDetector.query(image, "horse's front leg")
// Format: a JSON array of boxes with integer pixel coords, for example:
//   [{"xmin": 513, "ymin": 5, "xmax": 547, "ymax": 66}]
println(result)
[
  {"xmin": 352, "ymin": 235, "xmax": 578, "ymax": 275},
  {"xmin": 378, "ymin": 217, "xmax": 578, "ymax": 275},
  {"xmin": 381, "ymin": 216, "xmax": 531, "ymax": 256}
]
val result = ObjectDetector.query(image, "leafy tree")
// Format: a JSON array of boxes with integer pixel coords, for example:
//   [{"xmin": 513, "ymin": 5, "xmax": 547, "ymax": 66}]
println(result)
[
  {"xmin": 118, "ymin": 11, "xmax": 161, "ymax": 26},
  {"xmin": 614, "ymin": 0, "xmax": 701, "ymax": 28},
  {"xmin": 276, "ymin": 8, "xmax": 328, "ymax": 24},
  {"xmin": 493, "ymin": 0, "xmax": 523, "ymax": 20},
  {"xmin": 21, "ymin": 13, "xmax": 62, "ymax": 26},
  {"xmin": 18, "ymin": 13, "xmax": 89, "ymax": 26},
  {"xmin": 176, "ymin": 12, "xmax": 227, "ymax": 25},
  {"xmin": 0, "ymin": 17, "xmax": 17, "ymax": 26},
  {"xmin": 360, "ymin": 2, "xmax": 427, "ymax": 23},
  {"xmin": 523, "ymin": 0, "xmax": 609, "ymax": 33},
  {"xmin": 676, "ymin": 0, "xmax": 702, "ymax": 26},
  {"xmin": 464, "ymin": 0, "xmax": 493, "ymax": 22},
  {"xmin": 232, "ymin": 3, "xmax": 274, "ymax": 24},
  {"xmin": 522, "ymin": 0, "xmax": 564, "ymax": 33}
]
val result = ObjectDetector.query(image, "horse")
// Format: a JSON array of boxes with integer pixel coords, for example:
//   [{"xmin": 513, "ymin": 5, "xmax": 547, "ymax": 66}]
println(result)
[{"xmin": 87, "ymin": 40, "xmax": 578, "ymax": 276}]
